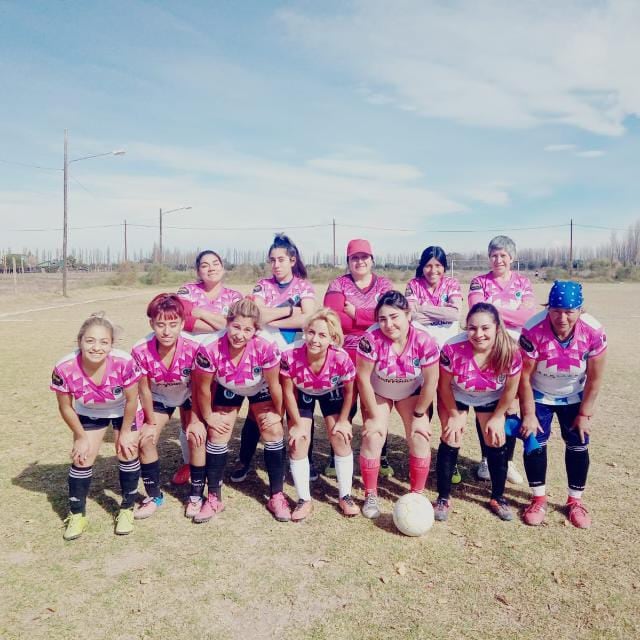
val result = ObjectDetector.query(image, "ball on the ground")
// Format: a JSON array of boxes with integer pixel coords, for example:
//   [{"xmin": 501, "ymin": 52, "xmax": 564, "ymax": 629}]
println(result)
[{"xmin": 392, "ymin": 492, "xmax": 434, "ymax": 537}]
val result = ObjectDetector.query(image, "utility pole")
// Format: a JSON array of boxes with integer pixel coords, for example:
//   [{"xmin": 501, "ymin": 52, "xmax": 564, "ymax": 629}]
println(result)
[
  {"xmin": 159, "ymin": 208, "xmax": 163, "ymax": 263},
  {"xmin": 123, "ymin": 220, "xmax": 128, "ymax": 263},
  {"xmin": 569, "ymin": 218, "xmax": 574, "ymax": 276},
  {"xmin": 63, "ymin": 129, "xmax": 69, "ymax": 296},
  {"xmin": 332, "ymin": 218, "xmax": 336, "ymax": 267}
]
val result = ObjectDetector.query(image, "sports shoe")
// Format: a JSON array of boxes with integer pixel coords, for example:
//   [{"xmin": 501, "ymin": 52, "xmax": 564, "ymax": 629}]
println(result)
[
  {"xmin": 567, "ymin": 498, "xmax": 592, "ymax": 529},
  {"xmin": 476, "ymin": 458, "xmax": 490, "ymax": 480},
  {"xmin": 309, "ymin": 462, "xmax": 319, "ymax": 482},
  {"xmin": 338, "ymin": 495, "xmax": 360, "ymax": 517},
  {"xmin": 230, "ymin": 462, "xmax": 251, "ymax": 483},
  {"xmin": 63, "ymin": 513, "xmax": 88, "ymax": 540},
  {"xmin": 115, "ymin": 508, "xmax": 135, "ymax": 535},
  {"xmin": 489, "ymin": 497, "xmax": 513, "ymax": 521},
  {"xmin": 171, "ymin": 463, "xmax": 190, "ymax": 485},
  {"xmin": 522, "ymin": 496, "xmax": 547, "ymax": 526},
  {"xmin": 134, "ymin": 494, "xmax": 164, "ymax": 520},
  {"xmin": 193, "ymin": 493, "xmax": 225, "ymax": 524},
  {"xmin": 291, "ymin": 499, "xmax": 314, "ymax": 522},
  {"xmin": 433, "ymin": 497, "xmax": 451, "ymax": 522},
  {"xmin": 267, "ymin": 492, "xmax": 292, "ymax": 522},
  {"xmin": 379, "ymin": 456, "xmax": 394, "ymax": 478},
  {"xmin": 507, "ymin": 461, "xmax": 524, "ymax": 485},
  {"xmin": 451, "ymin": 465, "xmax": 462, "ymax": 485},
  {"xmin": 324, "ymin": 459, "xmax": 337, "ymax": 478},
  {"xmin": 185, "ymin": 497, "xmax": 203, "ymax": 519},
  {"xmin": 362, "ymin": 493, "xmax": 381, "ymax": 519}
]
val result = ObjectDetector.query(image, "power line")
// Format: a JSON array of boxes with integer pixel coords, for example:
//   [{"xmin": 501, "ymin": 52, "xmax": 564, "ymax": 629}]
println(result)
[{"xmin": 0, "ymin": 158, "xmax": 61, "ymax": 172}]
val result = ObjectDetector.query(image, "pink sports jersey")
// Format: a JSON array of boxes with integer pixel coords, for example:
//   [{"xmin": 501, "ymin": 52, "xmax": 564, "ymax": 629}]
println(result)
[
  {"xmin": 251, "ymin": 276, "xmax": 316, "ymax": 308},
  {"xmin": 357, "ymin": 324, "xmax": 440, "ymax": 401},
  {"xmin": 50, "ymin": 349, "xmax": 142, "ymax": 419},
  {"xmin": 520, "ymin": 310, "xmax": 607, "ymax": 405},
  {"xmin": 280, "ymin": 342, "xmax": 355, "ymax": 396},
  {"xmin": 468, "ymin": 271, "xmax": 534, "ymax": 330},
  {"xmin": 132, "ymin": 332, "xmax": 201, "ymax": 407},
  {"xmin": 195, "ymin": 332, "xmax": 280, "ymax": 396},
  {"xmin": 440, "ymin": 334, "xmax": 522, "ymax": 406},
  {"xmin": 177, "ymin": 282, "xmax": 243, "ymax": 315},
  {"xmin": 325, "ymin": 274, "xmax": 393, "ymax": 352}
]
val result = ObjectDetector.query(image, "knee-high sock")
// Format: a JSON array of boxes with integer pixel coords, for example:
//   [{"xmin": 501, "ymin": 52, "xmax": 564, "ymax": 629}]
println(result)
[
  {"xmin": 307, "ymin": 417, "xmax": 315, "ymax": 462},
  {"xmin": 409, "ymin": 455, "xmax": 431, "ymax": 492},
  {"xmin": 205, "ymin": 442, "xmax": 228, "ymax": 499},
  {"xmin": 290, "ymin": 457, "xmax": 311, "ymax": 501},
  {"xmin": 189, "ymin": 464, "xmax": 206, "ymax": 499},
  {"xmin": 238, "ymin": 417, "xmax": 260, "ymax": 466},
  {"xmin": 334, "ymin": 453, "xmax": 354, "ymax": 498},
  {"xmin": 359, "ymin": 455, "xmax": 380, "ymax": 495},
  {"xmin": 141, "ymin": 460, "xmax": 161, "ymax": 498},
  {"xmin": 436, "ymin": 443, "xmax": 459, "ymax": 500},
  {"xmin": 264, "ymin": 439, "xmax": 285, "ymax": 496},
  {"xmin": 476, "ymin": 417, "xmax": 488, "ymax": 458},
  {"xmin": 68, "ymin": 465, "xmax": 92, "ymax": 515},
  {"xmin": 505, "ymin": 433, "xmax": 517, "ymax": 462},
  {"xmin": 486, "ymin": 445, "xmax": 508, "ymax": 500},
  {"xmin": 524, "ymin": 447, "xmax": 547, "ymax": 496},
  {"xmin": 566, "ymin": 445, "xmax": 589, "ymax": 496},
  {"xmin": 118, "ymin": 458, "xmax": 141, "ymax": 508}
]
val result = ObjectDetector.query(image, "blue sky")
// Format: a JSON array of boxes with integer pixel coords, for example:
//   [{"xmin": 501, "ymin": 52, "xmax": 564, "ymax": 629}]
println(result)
[{"xmin": 1, "ymin": 0, "xmax": 639, "ymax": 262}]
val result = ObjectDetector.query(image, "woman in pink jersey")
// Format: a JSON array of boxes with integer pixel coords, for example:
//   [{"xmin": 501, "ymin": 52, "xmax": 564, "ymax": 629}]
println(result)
[
  {"xmin": 518, "ymin": 281, "xmax": 607, "ymax": 528},
  {"xmin": 356, "ymin": 290, "xmax": 440, "ymax": 519},
  {"xmin": 231, "ymin": 233, "xmax": 317, "ymax": 482},
  {"xmin": 193, "ymin": 299, "xmax": 291, "ymax": 522},
  {"xmin": 173, "ymin": 250, "xmax": 245, "ymax": 486},
  {"xmin": 281, "ymin": 309, "xmax": 359, "ymax": 520},
  {"xmin": 324, "ymin": 238, "xmax": 394, "ymax": 478},
  {"xmin": 131, "ymin": 294, "xmax": 206, "ymax": 520},
  {"xmin": 468, "ymin": 235, "xmax": 535, "ymax": 485},
  {"xmin": 435, "ymin": 302, "xmax": 522, "ymax": 522},
  {"xmin": 50, "ymin": 313, "xmax": 143, "ymax": 540}
]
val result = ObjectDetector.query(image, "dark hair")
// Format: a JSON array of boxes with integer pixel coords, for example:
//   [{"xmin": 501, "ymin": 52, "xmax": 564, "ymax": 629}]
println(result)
[
  {"xmin": 415, "ymin": 246, "xmax": 448, "ymax": 278},
  {"xmin": 465, "ymin": 302, "xmax": 517, "ymax": 375},
  {"xmin": 375, "ymin": 290, "xmax": 410, "ymax": 317},
  {"xmin": 195, "ymin": 250, "xmax": 224, "ymax": 271},
  {"xmin": 147, "ymin": 293, "xmax": 185, "ymax": 321},
  {"xmin": 268, "ymin": 233, "xmax": 308, "ymax": 279}
]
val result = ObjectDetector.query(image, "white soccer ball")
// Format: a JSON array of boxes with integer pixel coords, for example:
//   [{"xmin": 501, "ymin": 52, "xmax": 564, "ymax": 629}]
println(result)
[{"xmin": 392, "ymin": 492, "xmax": 434, "ymax": 537}]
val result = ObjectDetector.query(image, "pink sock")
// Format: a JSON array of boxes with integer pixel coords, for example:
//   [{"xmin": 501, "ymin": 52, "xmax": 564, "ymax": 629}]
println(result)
[
  {"xmin": 409, "ymin": 455, "xmax": 431, "ymax": 492},
  {"xmin": 359, "ymin": 455, "xmax": 380, "ymax": 495}
]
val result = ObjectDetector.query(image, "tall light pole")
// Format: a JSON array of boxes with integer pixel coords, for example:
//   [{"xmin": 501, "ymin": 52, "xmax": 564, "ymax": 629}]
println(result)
[
  {"xmin": 158, "ymin": 206, "xmax": 192, "ymax": 263},
  {"xmin": 63, "ymin": 129, "xmax": 125, "ymax": 296}
]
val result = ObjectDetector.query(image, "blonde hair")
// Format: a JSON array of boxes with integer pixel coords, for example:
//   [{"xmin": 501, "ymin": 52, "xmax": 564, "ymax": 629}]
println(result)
[
  {"xmin": 305, "ymin": 308, "xmax": 344, "ymax": 347},
  {"xmin": 77, "ymin": 312, "xmax": 115, "ymax": 347},
  {"xmin": 227, "ymin": 298, "xmax": 261, "ymax": 328}
]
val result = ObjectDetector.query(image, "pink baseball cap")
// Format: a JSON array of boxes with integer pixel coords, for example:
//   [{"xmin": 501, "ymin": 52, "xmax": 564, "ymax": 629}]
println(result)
[{"xmin": 346, "ymin": 238, "xmax": 373, "ymax": 259}]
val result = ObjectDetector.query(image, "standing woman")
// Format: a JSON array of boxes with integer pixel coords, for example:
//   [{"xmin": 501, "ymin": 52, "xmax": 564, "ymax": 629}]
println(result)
[
  {"xmin": 356, "ymin": 291, "xmax": 440, "ymax": 519},
  {"xmin": 324, "ymin": 238, "xmax": 394, "ymax": 477},
  {"xmin": 281, "ymin": 309, "xmax": 360, "ymax": 520},
  {"xmin": 194, "ymin": 299, "xmax": 290, "ymax": 522},
  {"xmin": 468, "ymin": 235, "xmax": 535, "ymax": 484},
  {"xmin": 434, "ymin": 303, "xmax": 522, "ymax": 522},
  {"xmin": 131, "ymin": 294, "xmax": 205, "ymax": 519},
  {"xmin": 230, "ymin": 233, "xmax": 317, "ymax": 482},
  {"xmin": 50, "ymin": 313, "xmax": 143, "ymax": 539},
  {"xmin": 519, "ymin": 281, "xmax": 607, "ymax": 528},
  {"xmin": 172, "ymin": 250, "xmax": 244, "ymax": 485}
]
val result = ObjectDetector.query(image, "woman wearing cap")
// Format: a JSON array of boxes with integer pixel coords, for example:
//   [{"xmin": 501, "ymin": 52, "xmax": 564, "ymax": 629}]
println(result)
[
  {"xmin": 468, "ymin": 235, "xmax": 536, "ymax": 485},
  {"xmin": 518, "ymin": 281, "xmax": 607, "ymax": 528},
  {"xmin": 324, "ymin": 239, "xmax": 394, "ymax": 477}
]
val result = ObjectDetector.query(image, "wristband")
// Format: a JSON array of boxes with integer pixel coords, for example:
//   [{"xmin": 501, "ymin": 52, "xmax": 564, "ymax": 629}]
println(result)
[{"xmin": 578, "ymin": 412, "xmax": 593, "ymax": 419}]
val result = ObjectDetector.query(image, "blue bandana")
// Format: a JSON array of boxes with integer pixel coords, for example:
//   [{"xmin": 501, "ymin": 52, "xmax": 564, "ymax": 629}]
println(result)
[{"xmin": 548, "ymin": 280, "xmax": 583, "ymax": 309}]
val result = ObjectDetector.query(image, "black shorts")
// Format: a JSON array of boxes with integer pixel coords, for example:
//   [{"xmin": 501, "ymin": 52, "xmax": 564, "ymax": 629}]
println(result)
[
  {"xmin": 78, "ymin": 415, "xmax": 138, "ymax": 432},
  {"xmin": 454, "ymin": 400, "xmax": 498, "ymax": 414},
  {"xmin": 297, "ymin": 387, "xmax": 345, "ymax": 419},
  {"xmin": 213, "ymin": 384, "xmax": 272, "ymax": 408},
  {"xmin": 152, "ymin": 397, "xmax": 192, "ymax": 417}
]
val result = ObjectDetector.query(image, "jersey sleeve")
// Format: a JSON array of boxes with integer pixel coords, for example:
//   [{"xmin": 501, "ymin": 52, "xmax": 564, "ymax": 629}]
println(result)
[
  {"xmin": 339, "ymin": 351, "xmax": 356, "ymax": 382},
  {"xmin": 518, "ymin": 276, "xmax": 535, "ymax": 306},
  {"xmin": 131, "ymin": 346, "xmax": 149, "ymax": 376},
  {"xmin": 587, "ymin": 326, "xmax": 607, "ymax": 359},
  {"xmin": 121, "ymin": 356, "xmax": 143, "ymax": 388},
  {"xmin": 194, "ymin": 344, "xmax": 217, "ymax": 374},
  {"xmin": 176, "ymin": 283, "xmax": 196, "ymax": 302},
  {"xmin": 404, "ymin": 280, "xmax": 418, "ymax": 304},
  {"xmin": 439, "ymin": 343, "xmax": 454, "ymax": 373},
  {"xmin": 356, "ymin": 332, "xmax": 378, "ymax": 362},
  {"xmin": 251, "ymin": 280, "xmax": 268, "ymax": 302},
  {"xmin": 50, "ymin": 366, "xmax": 70, "ymax": 393},
  {"xmin": 518, "ymin": 326, "xmax": 539, "ymax": 360},
  {"xmin": 418, "ymin": 334, "xmax": 440, "ymax": 367},
  {"xmin": 299, "ymin": 279, "xmax": 316, "ymax": 300},
  {"xmin": 279, "ymin": 348, "xmax": 293, "ymax": 378},
  {"xmin": 468, "ymin": 275, "xmax": 485, "ymax": 307},
  {"xmin": 261, "ymin": 340, "xmax": 281, "ymax": 370},
  {"xmin": 447, "ymin": 278, "xmax": 463, "ymax": 303},
  {"xmin": 508, "ymin": 349, "xmax": 523, "ymax": 376},
  {"xmin": 326, "ymin": 277, "xmax": 344, "ymax": 295}
]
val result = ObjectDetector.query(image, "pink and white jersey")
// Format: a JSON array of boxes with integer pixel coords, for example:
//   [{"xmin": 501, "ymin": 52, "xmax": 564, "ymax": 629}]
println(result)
[
  {"xmin": 280, "ymin": 342, "xmax": 355, "ymax": 396},
  {"xmin": 132, "ymin": 332, "xmax": 201, "ymax": 407},
  {"xmin": 325, "ymin": 274, "xmax": 393, "ymax": 352},
  {"xmin": 252, "ymin": 276, "xmax": 316, "ymax": 308},
  {"xmin": 195, "ymin": 333, "xmax": 280, "ymax": 396},
  {"xmin": 50, "ymin": 349, "xmax": 142, "ymax": 419},
  {"xmin": 357, "ymin": 323, "xmax": 440, "ymax": 401},
  {"xmin": 405, "ymin": 275, "xmax": 462, "ymax": 346},
  {"xmin": 177, "ymin": 282, "xmax": 243, "ymax": 315},
  {"xmin": 440, "ymin": 334, "xmax": 522, "ymax": 407},
  {"xmin": 520, "ymin": 311, "xmax": 607, "ymax": 405}
]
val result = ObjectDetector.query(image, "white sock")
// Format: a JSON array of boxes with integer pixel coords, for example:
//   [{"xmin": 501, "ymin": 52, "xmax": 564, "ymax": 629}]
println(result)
[
  {"xmin": 289, "ymin": 457, "xmax": 311, "ymax": 501},
  {"xmin": 532, "ymin": 485, "xmax": 546, "ymax": 497},
  {"xmin": 568, "ymin": 488, "xmax": 583, "ymax": 499},
  {"xmin": 179, "ymin": 429, "xmax": 190, "ymax": 464},
  {"xmin": 334, "ymin": 453, "xmax": 354, "ymax": 498}
]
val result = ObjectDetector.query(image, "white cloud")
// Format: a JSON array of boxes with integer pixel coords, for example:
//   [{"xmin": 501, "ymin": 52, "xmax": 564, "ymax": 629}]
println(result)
[
  {"xmin": 575, "ymin": 149, "xmax": 605, "ymax": 158},
  {"xmin": 544, "ymin": 144, "xmax": 577, "ymax": 152},
  {"xmin": 279, "ymin": 0, "xmax": 640, "ymax": 136},
  {"xmin": 463, "ymin": 183, "xmax": 511, "ymax": 207}
]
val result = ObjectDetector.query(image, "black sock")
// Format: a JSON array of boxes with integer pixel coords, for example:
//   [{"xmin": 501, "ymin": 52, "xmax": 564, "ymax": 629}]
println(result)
[
  {"xmin": 308, "ymin": 416, "xmax": 315, "ymax": 462},
  {"xmin": 566, "ymin": 446, "xmax": 589, "ymax": 492},
  {"xmin": 476, "ymin": 417, "xmax": 488, "ymax": 458},
  {"xmin": 141, "ymin": 460, "xmax": 161, "ymax": 498},
  {"xmin": 486, "ymin": 445, "xmax": 508, "ymax": 499},
  {"xmin": 436, "ymin": 442, "xmax": 459, "ymax": 500},
  {"xmin": 381, "ymin": 437, "xmax": 389, "ymax": 459},
  {"xmin": 505, "ymin": 432, "xmax": 517, "ymax": 462},
  {"xmin": 523, "ymin": 447, "xmax": 547, "ymax": 488},
  {"xmin": 189, "ymin": 464, "xmax": 206, "ymax": 498},
  {"xmin": 205, "ymin": 442, "xmax": 228, "ymax": 499},
  {"xmin": 264, "ymin": 439, "xmax": 285, "ymax": 495},
  {"xmin": 68, "ymin": 465, "xmax": 92, "ymax": 515},
  {"xmin": 118, "ymin": 458, "xmax": 140, "ymax": 508},
  {"xmin": 238, "ymin": 417, "xmax": 260, "ymax": 467}
]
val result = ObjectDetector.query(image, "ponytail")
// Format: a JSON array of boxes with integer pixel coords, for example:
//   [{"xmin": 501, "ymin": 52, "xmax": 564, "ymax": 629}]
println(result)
[{"xmin": 269, "ymin": 233, "xmax": 308, "ymax": 279}]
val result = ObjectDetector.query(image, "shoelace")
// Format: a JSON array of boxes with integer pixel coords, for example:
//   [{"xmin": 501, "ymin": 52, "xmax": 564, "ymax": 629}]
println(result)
[
  {"xmin": 435, "ymin": 498, "xmax": 449, "ymax": 509},
  {"xmin": 341, "ymin": 495, "xmax": 355, "ymax": 506}
]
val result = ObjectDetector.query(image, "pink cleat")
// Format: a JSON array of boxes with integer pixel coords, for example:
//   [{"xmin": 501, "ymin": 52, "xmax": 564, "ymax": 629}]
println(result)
[
  {"xmin": 266, "ymin": 492, "xmax": 292, "ymax": 522},
  {"xmin": 567, "ymin": 498, "xmax": 591, "ymax": 529},
  {"xmin": 193, "ymin": 493, "xmax": 225, "ymax": 524},
  {"xmin": 522, "ymin": 496, "xmax": 547, "ymax": 526}
]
